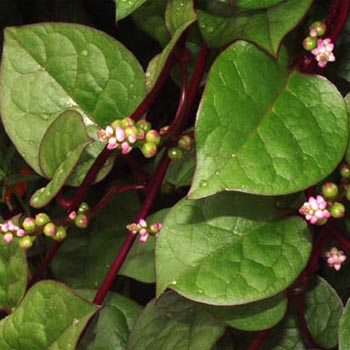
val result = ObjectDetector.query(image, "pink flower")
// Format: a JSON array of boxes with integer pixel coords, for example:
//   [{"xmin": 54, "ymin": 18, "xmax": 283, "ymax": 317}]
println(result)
[
  {"xmin": 121, "ymin": 142, "xmax": 132, "ymax": 154},
  {"xmin": 299, "ymin": 195, "xmax": 331, "ymax": 224},
  {"xmin": 3, "ymin": 233, "xmax": 13, "ymax": 243},
  {"xmin": 325, "ymin": 247, "xmax": 347, "ymax": 271},
  {"xmin": 107, "ymin": 137, "xmax": 118, "ymax": 150},
  {"xmin": 311, "ymin": 38, "xmax": 336, "ymax": 68},
  {"xmin": 115, "ymin": 126, "xmax": 126, "ymax": 142}
]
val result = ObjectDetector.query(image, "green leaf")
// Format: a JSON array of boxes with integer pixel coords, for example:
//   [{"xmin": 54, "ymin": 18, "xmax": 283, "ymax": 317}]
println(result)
[
  {"xmin": 165, "ymin": 0, "xmax": 197, "ymax": 36},
  {"xmin": 205, "ymin": 293, "xmax": 287, "ymax": 331},
  {"xmin": 190, "ymin": 41, "xmax": 348, "ymax": 199},
  {"xmin": 51, "ymin": 191, "xmax": 140, "ymax": 288},
  {"xmin": 1, "ymin": 23, "xmax": 145, "ymax": 176},
  {"xmin": 120, "ymin": 209, "xmax": 169, "ymax": 283},
  {"xmin": 339, "ymin": 295, "xmax": 350, "ymax": 350},
  {"xmin": 345, "ymin": 93, "xmax": 350, "ymax": 163},
  {"xmin": 30, "ymin": 142, "xmax": 89, "ymax": 208},
  {"xmin": 0, "ymin": 280, "xmax": 98, "ymax": 350},
  {"xmin": 77, "ymin": 290, "xmax": 142, "ymax": 350},
  {"xmin": 132, "ymin": 0, "xmax": 170, "ymax": 46},
  {"xmin": 260, "ymin": 314, "xmax": 307, "ymax": 350},
  {"xmin": 304, "ymin": 277, "xmax": 343, "ymax": 349},
  {"xmin": 127, "ymin": 291, "xmax": 225, "ymax": 350},
  {"xmin": 0, "ymin": 239, "xmax": 27, "ymax": 310},
  {"xmin": 116, "ymin": 0, "xmax": 148, "ymax": 21},
  {"xmin": 221, "ymin": 0, "xmax": 285, "ymax": 9},
  {"xmin": 145, "ymin": 20, "xmax": 196, "ymax": 92},
  {"xmin": 197, "ymin": 0, "xmax": 313, "ymax": 55},
  {"xmin": 156, "ymin": 192, "xmax": 311, "ymax": 305}
]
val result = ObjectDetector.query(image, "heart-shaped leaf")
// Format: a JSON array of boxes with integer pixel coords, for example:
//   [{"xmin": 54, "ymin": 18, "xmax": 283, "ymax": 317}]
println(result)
[
  {"xmin": 205, "ymin": 293, "xmax": 287, "ymax": 331},
  {"xmin": 0, "ymin": 239, "xmax": 27, "ymax": 310},
  {"xmin": 1, "ymin": 23, "xmax": 145, "ymax": 179},
  {"xmin": 221, "ymin": 0, "xmax": 285, "ymax": 9},
  {"xmin": 156, "ymin": 192, "xmax": 311, "ymax": 305},
  {"xmin": 189, "ymin": 41, "xmax": 348, "ymax": 199},
  {"xmin": 115, "ymin": 0, "xmax": 148, "ymax": 21},
  {"xmin": 0, "ymin": 280, "xmax": 98, "ymax": 350},
  {"xmin": 127, "ymin": 291, "xmax": 225, "ymax": 350},
  {"xmin": 339, "ymin": 295, "xmax": 350, "ymax": 350},
  {"xmin": 197, "ymin": 0, "xmax": 313, "ymax": 55}
]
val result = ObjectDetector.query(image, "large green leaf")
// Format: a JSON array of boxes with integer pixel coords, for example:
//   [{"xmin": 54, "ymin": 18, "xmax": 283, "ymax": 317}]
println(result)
[
  {"xmin": 156, "ymin": 192, "xmax": 311, "ymax": 305},
  {"xmin": 197, "ymin": 0, "xmax": 313, "ymax": 55},
  {"xmin": 205, "ymin": 293, "xmax": 287, "ymax": 331},
  {"xmin": 189, "ymin": 41, "xmax": 348, "ymax": 199},
  {"xmin": 0, "ymin": 280, "xmax": 97, "ymax": 350},
  {"xmin": 304, "ymin": 277, "xmax": 343, "ymax": 349},
  {"xmin": 77, "ymin": 290, "xmax": 142, "ymax": 350},
  {"xmin": 120, "ymin": 209, "xmax": 169, "ymax": 283},
  {"xmin": 1, "ymin": 23, "xmax": 145, "ymax": 177},
  {"xmin": 51, "ymin": 191, "xmax": 140, "ymax": 288},
  {"xmin": 339, "ymin": 296, "xmax": 350, "ymax": 350},
  {"xmin": 165, "ymin": 0, "xmax": 197, "ymax": 36},
  {"xmin": 127, "ymin": 291, "xmax": 225, "ymax": 350},
  {"xmin": 0, "ymin": 239, "xmax": 27, "ymax": 310},
  {"xmin": 115, "ymin": 0, "xmax": 148, "ymax": 21},
  {"xmin": 345, "ymin": 93, "xmax": 350, "ymax": 163},
  {"xmin": 221, "ymin": 0, "xmax": 285, "ymax": 9}
]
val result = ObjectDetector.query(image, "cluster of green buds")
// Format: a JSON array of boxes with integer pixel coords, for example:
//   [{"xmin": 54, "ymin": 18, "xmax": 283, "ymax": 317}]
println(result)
[
  {"xmin": 167, "ymin": 134, "xmax": 193, "ymax": 161},
  {"xmin": 302, "ymin": 21, "xmax": 335, "ymax": 68},
  {"xmin": 126, "ymin": 219, "xmax": 163, "ymax": 243},
  {"xmin": 97, "ymin": 117, "xmax": 161, "ymax": 158},
  {"xmin": 0, "ymin": 202, "xmax": 90, "ymax": 249}
]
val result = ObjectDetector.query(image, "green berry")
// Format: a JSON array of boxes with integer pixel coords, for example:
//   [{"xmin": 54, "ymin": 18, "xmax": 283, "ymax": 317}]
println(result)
[
  {"xmin": 145, "ymin": 130, "xmax": 161, "ymax": 145},
  {"xmin": 121, "ymin": 117, "xmax": 135, "ymax": 128},
  {"xmin": 141, "ymin": 142, "xmax": 157, "ymax": 158},
  {"xmin": 321, "ymin": 182, "xmax": 338, "ymax": 200},
  {"xmin": 78, "ymin": 202, "xmax": 89, "ymax": 214},
  {"xmin": 315, "ymin": 218, "xmax": 328, "ymax": 226},
  {"xmin": 111, "ymin": 120, "xmax": 121, "ymax": 129},
  {"xmin": 54, "ymin": 226, "xmax": 67, "ymax": 241},
  {"xmin": 75, "ymin": 214, "xmax": 89, "ymax": 228},
  {"xmin": 309, "ymin": 21, "xmax": 326, "ymax": 37},
  {"xmin": 340, "ymin": 164, "xmax": 350, "ymax": 178},
  {"xmin": 35, "ymin": 213, "xmax": 50, "ymax": 226},
  {"xmin": 302, "ymin": 36, "xmax": 317, "ymax": 51},
  {"xmin": 345, "ymin": 186, "xmax": 350, "ymax": 201},
  {"xmin": 19, "ymin": 236, "xmax": 33, "ymax": 249},
  {"xmin": 329, "ymin": 202, "xmax": 345, "ymax": 218},
  {"xmin": 168, "ymin": 147, "xmax": 184, "ymax": 161},
  {"xmin": 136, "ymin": 119, "xmax": 151, "ymax": 133},
  {"xmin": 178, "ymin": 135, "xmax": 192, "ymax": 151},
  {"xmin": 125, "ymin": 126, "xmax": 139, "ymax": 138},
  {"xmin": 22, "ymin": 217, "xmax": 36, "ymax": 232},
  {"xmin": 43, "ymin": 223, "xmax": 57, "ymax": 237}
]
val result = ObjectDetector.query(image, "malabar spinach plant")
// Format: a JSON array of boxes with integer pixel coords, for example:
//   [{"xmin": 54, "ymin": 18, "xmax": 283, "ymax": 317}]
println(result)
[{"xmin": 0, "ymin": 0, "xmax": 350, "ymax": 349}]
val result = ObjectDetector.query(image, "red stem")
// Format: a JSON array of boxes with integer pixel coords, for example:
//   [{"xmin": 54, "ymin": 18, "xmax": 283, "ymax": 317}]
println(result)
[
  {"xmin": 327, "ymin": 0, "xmax": 350, "ymax": 42},
  {"xmin": 247, "ymin": 329, "xmax": 271, "ymax": 350},
  {"xmin": 88, "ymin": 183, "xmax": 145, "ymax": 217},
  {"xmin": 326, "ymin": 0, "xmax": 341, "ymax": 29},
  {"xmin": 93, "ymin": 153, "xmax": 170, "ymax": 305}
]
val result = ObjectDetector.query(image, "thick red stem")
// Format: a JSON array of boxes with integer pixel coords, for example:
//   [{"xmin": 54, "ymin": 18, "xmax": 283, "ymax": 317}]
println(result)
[
  {"xmin": 93, "ymin": 153, "xmax": 170, "ymax": 305},
  {"xmin": 247, "ymin": 329, "xmax": 271, "ymax": 350},
  {"xmin": 327, "ymin": 0, "xmax": 350, "ymax": 42}
]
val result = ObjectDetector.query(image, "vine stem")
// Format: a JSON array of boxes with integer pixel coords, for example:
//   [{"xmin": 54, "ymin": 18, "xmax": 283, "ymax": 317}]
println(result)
[
  {"xmin": 327, "ymin": 0, "xmax": 350, "ymax": 42},
  {"xmin": 247, "ymin": 329, "xmax": 271, "ymax": 350},
  {"xmin": 93, "ymin": 153, "xmax": 170, "ymax": 305}
]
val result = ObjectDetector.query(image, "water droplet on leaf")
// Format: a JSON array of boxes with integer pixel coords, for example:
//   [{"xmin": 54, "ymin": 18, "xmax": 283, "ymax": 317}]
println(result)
[
  {"xmin": 82, "ymin": 50, "xmax": 88, "ymax": 56},
  {"xmin": 199, "ymin": 180, "xmax": 208, "ymax": 188}
]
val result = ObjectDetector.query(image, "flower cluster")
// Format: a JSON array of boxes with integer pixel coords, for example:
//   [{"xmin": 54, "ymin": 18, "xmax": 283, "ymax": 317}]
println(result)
[
  {"xmin": 299, "ymin": 195, "xmax": 331, "ymax": 225},
  {"xmin": 168, "ymin": 134, "xmax": 193, "ymax": 161},
  {"xmin": 127, "ymin": 219, "xmax": 163, "ymax": 243},
  {"xmin": 0, "ymin": 220, "xmax": 25, "ymax": 243},
  {"xmin": 302, "ymin": 21, "xmax": 335, "ymax": 68},
  {"xmin": 325, "ymin": 247, "xmax": 347, "ymax": 271},
  {"xmin": 98, "ymin": 117, "xmax": 161, "ymax": 158}
]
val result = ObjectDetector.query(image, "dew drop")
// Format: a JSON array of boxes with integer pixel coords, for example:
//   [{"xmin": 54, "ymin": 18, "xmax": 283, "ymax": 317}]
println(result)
[
  {"xmin": 215, "ymin": 171, "xmax": 219, "ymax": 176},
  {"xmin": 73, "ymin": 318, "xmax": 79, "ymax": 325},
  {"xmin": 129, "ymin": 83, "xmax": 134, "ymax": 89},
  {"xmin": 41, "ymin": 114, "xmax": 50, "ymax": 121},
  {"xmin": 207, "ymin": 26, "xmax": 214, "ymax": 33},
  {"xmin": 179, "ymin": 1, "xmax": 184, "ymax": 6},
  {"xmin": 200, "ymin": 23, "xmax": 206, "ymax": 29},
  {"xmin": 171, "ymin": 279, "xmax": 177, "ymax": 285},
  {"xmin": 198, "ymin": 289, "xmax": 204, "ymax": 294},
  {"xmin": 199, "ymin": 180, "xmax": 208, "ymax": 188},
  {"xmin": 231, "ymin": 154, "xmax": 236, "ymax": 158},
  {"xmin": 82, "ymin": 49, "xmax": 88, "ymax": 56},
  {"xmin": 28, "ymin": 141, "xmax": 34, "ymax": 145}
]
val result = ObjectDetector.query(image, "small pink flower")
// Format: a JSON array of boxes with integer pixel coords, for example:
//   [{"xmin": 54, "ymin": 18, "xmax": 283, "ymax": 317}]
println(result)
[
  {"xmin": 16, "ymin": 229, "xmax": 25, "ymax": 237},
  {"xmin": 309, "ymin": 28, "xmax": 318, "ymax": 37},
  {"xmin": 126, "ymin": 223, "xmax": 139, "ymax": 234},
  {"xmin": 115, "ymin": 126, "xmax": 126, "ymax": 142},
  {"xmin": 3, "ymin": 233, "xmax": 13, "ymax": 243},
  {"xmin": 68, "ymin": 211, "xmax": 77, "ymax": 220},
  {"xmin": 139, "ymin": 229, "xmax": 149, "ymax": 243},
  {"xmin": 97, "ymin": 129, "xmax": 107, "ymax": 142},
  {"xmin": 121, "ymin": 142, "xmax": 132, "ymax": 154},
  {"xmin": 299, "ymin": 195, "xmax": 331, "ymax": 224},
  {"xmin": 105, "ymin": 125, "xmax": 114, "ymax": 137},
  {"xmin": 311, "ymin": 38, "xmax": 336, "ymax": 68},
  {"xmin": 138, "ymin": 219, "xmax": 147, "ymax": 228},
  {"xmin": 128, "ymin": 133, "xmax": 137, "ymax": 144},
  {"xmin": 325, "ymin": 247, "xmax": 347, "ymax": 271},
  {"xmin": 107, "ymin": 137, "xmax": 118, "ymax": 150},
  {"xmin": 0, "ymin": 223, "xmax": 9, "ymax": 233}
]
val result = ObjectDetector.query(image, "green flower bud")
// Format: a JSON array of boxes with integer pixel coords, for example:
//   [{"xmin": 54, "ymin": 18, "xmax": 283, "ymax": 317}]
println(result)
[
  {"xmin": 309, "ymin": 21, "xmax": 326, "ymax": 37},
  {"xmin": 141, "ymin": 142, "xmax": 157, "ymax": 158},
  {"xmin": 340, "ymin": 164, "xmax": 350, "ymax": 178},
  {"xmin": 111, "ymin": 120, "xmax": 122, "ymax": 129},
  {"xmin": 78, "ymin": 202, "xmax": 89, "ymax": 214},
  {"xmin": 146, "ymin": 130, "xmax": 161, "ymax": 145},
  {"xmin": 178, "ymin": 135, "xmax": 192, "ymax": 151},
  {"xmin": 22, "ymin": 217, "xmax": 36, "ymax": 232},
  {"xmin": 315, "ymin": 218, "xmax": 328, "ymax": 226},
  {"xmin": 302, "ymin": 36, "xmax": 317, "ymax": 51},
  {"xmin": 345, "ymin": 186, "xmax": 350, "ymax": 201},
  {"xmin": 19, "ymin": 236, "xmax": 33, "ymax": 249},
  {"xmin": 329, "ymin": 202, "xmax": 345, "ymax": 218},
  {"xmin": 75, "ymin": 214, "xmax": 89, "ymax": 229},
  {"xmin": 168, "ymin": 147, "xmax": 184, "ymax": 161},
  {"xmin": 121, "ymin": 117, "xmax": 135, "ymax": 128},
  {"xmin": 321, "ymin": 182, "xmax": 338, "ymax": 200},
  {"xmin": 35, "ymin": 213, "xmax": 50, "ymax": 226},
  {"xmin": 54, "ymin": 226, "xmax": 67, "ymax": 241},
  {"xmin": 136, "ymin": 119, "xmax": 151, "ymax": 133},
  {"xmin": 43, "ymin": 222, "xmax": 57, "ymax": 237}
]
